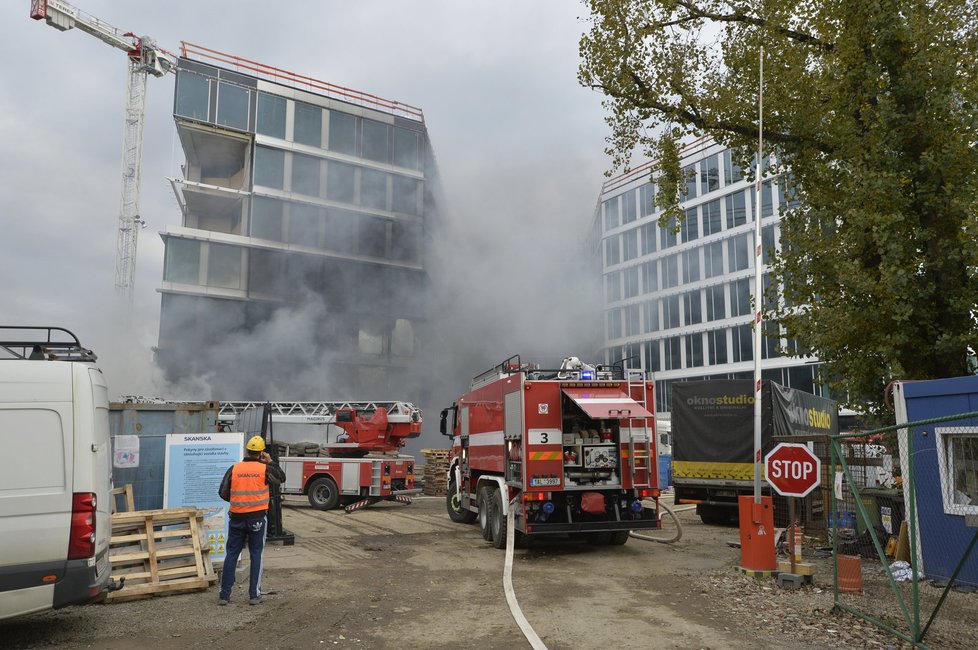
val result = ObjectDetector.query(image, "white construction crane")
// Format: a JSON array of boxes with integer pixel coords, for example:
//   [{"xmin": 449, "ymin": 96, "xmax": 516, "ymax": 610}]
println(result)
[{"xmin": 30, "ymin": 0, "xmax": 174, "ymax": 304}]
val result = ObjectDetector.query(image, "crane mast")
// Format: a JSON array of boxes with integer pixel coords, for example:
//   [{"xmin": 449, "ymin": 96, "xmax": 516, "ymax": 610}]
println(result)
[{"xmin": 30, "ymin": 0, "xmax": 173, "ymax": 303}]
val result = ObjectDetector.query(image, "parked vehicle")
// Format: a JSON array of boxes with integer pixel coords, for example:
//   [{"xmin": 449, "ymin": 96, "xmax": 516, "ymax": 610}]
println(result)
[
  {"xmin": 0, "ymin": 326, "xmax": 119, "ymax": 620},
  {"xmin": 442, "ymin": 355, "xmax": 662, "ymax": 548}
]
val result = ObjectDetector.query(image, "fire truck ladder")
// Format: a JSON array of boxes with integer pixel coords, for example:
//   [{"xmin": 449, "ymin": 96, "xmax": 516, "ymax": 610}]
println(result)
[
  {"xmin": 626, "ymin": 369, "xmax": 653, "ymax": 488},
  {"xmin": 217, "ymin": 401, "xmax": 421, "ymax": 423}
]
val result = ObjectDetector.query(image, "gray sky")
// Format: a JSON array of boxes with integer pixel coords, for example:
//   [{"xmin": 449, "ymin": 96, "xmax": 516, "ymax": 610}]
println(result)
[{"xmin": 0, "ymin": 1, "xmax": 612, "ymax": 401}]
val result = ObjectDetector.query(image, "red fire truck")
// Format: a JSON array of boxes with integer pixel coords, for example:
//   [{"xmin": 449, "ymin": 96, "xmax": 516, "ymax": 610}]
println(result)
[
  {"xmin": 440, "ymin": 356, "xmax": 662, "ymax": 548},
  {"xmin": 219, "ymin": 401, "xmax": 422, "ymax": 512}
]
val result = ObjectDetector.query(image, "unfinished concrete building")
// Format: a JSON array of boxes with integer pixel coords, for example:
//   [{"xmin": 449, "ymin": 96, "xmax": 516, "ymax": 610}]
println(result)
[{"xmin": 156, "ymin": 44, "xmax": 438, "ymax": 397}]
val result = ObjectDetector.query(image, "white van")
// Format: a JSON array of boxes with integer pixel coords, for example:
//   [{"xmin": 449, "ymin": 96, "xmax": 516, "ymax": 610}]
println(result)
[{"xmin": 0, "ymin": 327, "xmax": 117, "ymax": 620}]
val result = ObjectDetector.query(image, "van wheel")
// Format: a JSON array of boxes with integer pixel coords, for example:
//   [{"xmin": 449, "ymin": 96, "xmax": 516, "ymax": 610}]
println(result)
[
  {"xmin": 308, "ymin": 477, "xmax": 339, "ymax": 510},
  {"xmin": 477, "ymin": 485, "xmax": 494, "ymax": 540},
  {"xmin": 490, "ymin": 489, "xmax": 508, "ymax": 549},
  {"xmin": 447, "ymin": 478, "xmax": 476, "ymax": 524}
]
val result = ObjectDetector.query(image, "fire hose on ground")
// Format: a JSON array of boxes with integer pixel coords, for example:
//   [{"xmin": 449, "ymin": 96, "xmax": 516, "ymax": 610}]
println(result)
[{"xmin": 503, "ymin": 496, "xmax": 692, "ymax": 649}]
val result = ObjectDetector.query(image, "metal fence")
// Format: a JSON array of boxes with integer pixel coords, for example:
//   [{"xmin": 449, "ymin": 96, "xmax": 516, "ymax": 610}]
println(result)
[{"xmin": 829, "ymin": 412, "xmax": 978, "ymax": 648}]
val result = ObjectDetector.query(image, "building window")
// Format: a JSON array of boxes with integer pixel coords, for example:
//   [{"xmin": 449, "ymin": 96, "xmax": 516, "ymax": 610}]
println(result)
[
  {"xmin": 392, "ymin": 318, "xmax": 415, "ymax": 357},
  {"xmin": 623, "ymin": 228, "xmax": 638, "ymax": 261},
  {"xmin": 328, "ymin": 111, "xmax": 357, "ymax": 155},
  {"xmin": 294, "ymin": 102, "xmax": 323, "ymax": 148},
  {"xmin": 175, "ymin": 71, "xmax": 210, "ymax": 121},
  {"xmin": 250, "ymin": 196, "xmax": 284, "ymax": 241},
  {"xmin": 291, "ymin": 153, "xmax": 321, "ymax": 197},
  {"xmin": 723, "ymin": 149, "xmax": 742, "ymax": 185},
  {"xmin": 164, "ymin": 238, "xmax": 200, "ymax": 284},
  {"xmin": 663, "ymin": 295, "xmax": 680, "ymax": 329},
  {"xmin": 704, "ymin": 241, "xmax": 724, "ymax": 278},
  {"xmin": 361, "ymin": 169, "xmax": 389, "ymax": 210},
  {"xmin": 391, "ymin": 221, "xmax": 421, "ymax": 263},
  {"xmin": 216, "ymin": 82, "xmax": 249, "ymax": 131},
  {"xmin": 662, "ymin": 217, "xmax": 677, "ymax": 248},
  {"xmin": 642, "ymin": 260, "xmax": 658, "ymax": 293},
  {"xmin": 607, "ymin": 309, "xmax": 622, "ymax": 339},
  {"xmin": 359, "ymin": 322, "xmax": 386, "ymax": 356},
  {"xmin": 685, "ymin": 333, "xmax": 704, "ymax": 368},
  {"xmin": 707, "ymin": 330, "xmax": 728, "ymax": 365},
  {"xmin": 762, "ymin": 224, "xmax": 777, "ymax": 265},
  {"xmin": 644, "ymin": 340, "xmax": 661, "ymax": 373},
  {"xmin": 249, "ymin": 249, "xmax": 286, "ymax": 295},
  {"xmin": 207, "ymin": 243, "xmax": 242, "ymax": 289},
  {"xmin": 682, "ymin": 249, "xmax": 700, "ymax": 283},
  {"xmin": 643, "ymin": 299, "xmax": 659, "ymax": 333},
  {"xmin": 779, "ymin": 175, "xmax": 801, "ymax": 211},
  {"xmin": 763, "ymin": 321, "xmax": 782, "ymax": 360},
  {"xmin": 624, "ymin": 266, "xmax": 639, "ymax": 299},
  {"xmin": 640, "ymin": 222, "xmax": 657, "ymax": 255},
  {"xmin": 622, "ymin": 189, "xmax": 637, "ymax": 224},
  {"xmin": 641, "ymin": 182, "xmax": 656, "ymax": 217},
  {"xmin": 700, "ymin": 154, "xmax": 720, "ymax": 194},
  {"xmin": 706, "ymin": 285, "xmax": 726, "ymax": 321},
  {"xmin": 730, "ymin": 277, "xmax": 752, "ymax": 317},
  {"xmin": 362, "ymin": 119, "xmax": 390, "ymax": 163},
  {"xmin": 664, "ymin": 336, "xmax": 682, "ymax": 370},
  {"xmin": 254, "ymin": 146, "xmax": 285, "ymax": 190},
  {"xmin": 392, "ymin": 175, "xmax": 420, "ymax": 215},
  {"xmin": 702, "ymin": 199, "xmax": 722, "ymax": 237},
  {"xmin": 289, "ymin": 203, "xmax": 323, "ymax": 247},
  {"xmin": 681, "ymin": 208, "xmax": 699, "ymax": 243},
  {"xmin": 625, "ymin": 304, "xmax": 641, "ymax": 337},
  {"xmin": 731, "ymin": 324, "xmax": 753, "ymax": 362},
  {"xmin": 326, "ymin": 161, "xmax": 356, "ymax": 204},
  {"xmin": 359, "ymin": 216, "xmax": 388, "ymax": 258},
  {"xmin": 324, "ymin": 208, "xmax": 357, "ymax": 252},
  {"xmin": 394, "ymin": 127, "xmax": 422, "ymax": 170},
  {"xmin": 683, "ymin": 165, "xmax": 697, "ymax": 199},
  {"xmin": 762, "ymin": 180, "xmax": 775, "ymax": 218},
  {"xmin": 606, "ymin": 272, "xmax": 621, "ymax": 303},
  {"xmin": 725, "ymin": 190, "xmax": 748, "ymax": 228},
  {"xmin": 256, "ymin": 93, "xmax": 286, "ymax": 139},
  {"xmin": 604, "ymin": 196, "xmax": 619, "ymax": 231},
  {"xmin": 935, "ymin": 428, "xmax": 978, "ymax": 516},
  {"xmin": 728, "ymin": 233, "xmax": 750, "ymax": 271},
  {"xmin": 605, "ymin": 236, "xmax": 621, "ymax": 266},
  {"xmin": 683, "ymin": 290, "xmax": 702, "ymax": 325},
  {"xmin": 662, "ymin": 254, "xmax": 679, "ymax": 289}
]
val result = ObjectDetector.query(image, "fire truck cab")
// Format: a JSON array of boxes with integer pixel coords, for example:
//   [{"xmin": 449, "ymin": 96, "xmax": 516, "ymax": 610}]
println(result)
[{"xmin": 441, "ymin": 355, "xmax": 661, "ymax": 548}]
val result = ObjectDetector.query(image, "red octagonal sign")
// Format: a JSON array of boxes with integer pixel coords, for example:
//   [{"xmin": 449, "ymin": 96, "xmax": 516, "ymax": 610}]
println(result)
[{"xmin": 764, "ymin": 442, "xmax": 821, "ymax": 497}]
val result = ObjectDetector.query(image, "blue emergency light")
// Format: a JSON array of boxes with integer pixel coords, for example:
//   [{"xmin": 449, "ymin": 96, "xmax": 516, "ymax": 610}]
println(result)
[{"xmin": 580, "ymin": 369, "xmax": 595, "ymax": 380}]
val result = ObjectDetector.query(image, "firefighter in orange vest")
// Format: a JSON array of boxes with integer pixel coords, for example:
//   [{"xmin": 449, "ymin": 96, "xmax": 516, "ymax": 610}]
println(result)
[{"xmin": 217, "ymin": 435, "xmax": 285, "ymax": 605}]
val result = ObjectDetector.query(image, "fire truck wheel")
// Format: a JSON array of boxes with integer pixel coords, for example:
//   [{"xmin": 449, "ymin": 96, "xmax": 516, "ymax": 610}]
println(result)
[
  {"xmin": 307, "ymin": 476, "xmax": 340, "ymax": 511},
  {"xmin": 477, "ymin": 486, "xmax": 494, "ymax": 541},
  {"xmin": 490, "ymin": 489, "xmax": 507, "ymax": 550},
  {"xmin": 447, "ymin": 479, "xmax": 477, "ymax": 524},
  {"xmin": 608, "ymin": 530, "xmax": 630, "ymax": 545},
  {"xmin": 584, "ymin": 532, "xmax": 613, "ymax": 545}
]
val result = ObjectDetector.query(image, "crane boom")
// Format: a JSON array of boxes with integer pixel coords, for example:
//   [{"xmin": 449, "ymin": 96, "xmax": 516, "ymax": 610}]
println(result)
[{"xmin": 30, "ymin": 0, "xmax": 173, "ymax": 303}]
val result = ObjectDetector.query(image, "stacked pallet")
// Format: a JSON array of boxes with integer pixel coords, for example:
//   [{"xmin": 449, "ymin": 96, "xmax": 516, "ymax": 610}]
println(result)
[
  {"xmin": 107, "ymin": 507, "xmax": 217, "ymax": 602},
  {"xmin": 421, "ymin": 448, "xmax": 450, "ymax": 496}
]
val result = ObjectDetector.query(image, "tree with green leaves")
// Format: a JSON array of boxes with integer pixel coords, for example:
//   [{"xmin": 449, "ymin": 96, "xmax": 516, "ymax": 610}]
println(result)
[{"xmin": 579, "ymin": 0, "xmax": 978, "ymax": 415}]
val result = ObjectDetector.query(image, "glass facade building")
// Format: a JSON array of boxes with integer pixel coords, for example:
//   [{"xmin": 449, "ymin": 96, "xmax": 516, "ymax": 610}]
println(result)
[
  {"xmin": 594, "ymin": 139, "xmax": 820, "ymax": 414},
  {"xmin": 157, "ymin": 54, "xmax": 437, "ymax": 396}
]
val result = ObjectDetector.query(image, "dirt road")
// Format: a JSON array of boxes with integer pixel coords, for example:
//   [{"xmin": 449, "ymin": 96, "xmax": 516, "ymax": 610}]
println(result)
[{"xmin": 3, "ymin": 496, "xmax": 975, "ymax": 649}]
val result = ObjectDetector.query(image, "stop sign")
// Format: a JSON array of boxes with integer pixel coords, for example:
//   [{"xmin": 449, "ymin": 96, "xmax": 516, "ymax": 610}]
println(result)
[{"xmin": 764, "ymin": 442, "xmax": 821, "ymax": 497}]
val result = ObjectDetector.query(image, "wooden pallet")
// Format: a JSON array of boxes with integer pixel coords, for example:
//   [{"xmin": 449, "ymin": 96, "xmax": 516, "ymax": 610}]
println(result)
[
  {"xmin": 421, "ymin": 448, "xmax": 451, "ymax": 459},
  {"xmin": 107, "ymin": 507, "xmax": 217, "ymax": 602}
]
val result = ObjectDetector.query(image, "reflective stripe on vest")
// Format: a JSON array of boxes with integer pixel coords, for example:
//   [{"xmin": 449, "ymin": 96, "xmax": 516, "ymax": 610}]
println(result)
[{"xmin": 229, "ymin": 462, "xmax": 269, "ymax": 513}]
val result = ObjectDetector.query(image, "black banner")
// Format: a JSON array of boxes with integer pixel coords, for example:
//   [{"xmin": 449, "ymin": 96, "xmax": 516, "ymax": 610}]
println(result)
[{"xmin": 771, "ymin": 382, "xmax": 838, "ymax": 438}]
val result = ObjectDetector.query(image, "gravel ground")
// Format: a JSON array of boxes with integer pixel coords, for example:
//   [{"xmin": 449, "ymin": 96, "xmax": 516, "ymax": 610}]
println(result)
[{"xmin": 3, "ymin": 497, "xmax": 977, "ymax": 649}]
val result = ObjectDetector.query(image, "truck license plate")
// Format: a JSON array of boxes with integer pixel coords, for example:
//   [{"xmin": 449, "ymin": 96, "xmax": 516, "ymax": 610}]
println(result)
[{"xmin": 530, "ymin": 477, "xmax": 561, "ymax": 487}]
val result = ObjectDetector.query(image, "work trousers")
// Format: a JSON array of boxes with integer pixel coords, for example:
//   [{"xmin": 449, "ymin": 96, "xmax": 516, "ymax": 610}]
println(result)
[{"xmin": 219, "ymin": 515, "xmax": 267, "ymax": 600}]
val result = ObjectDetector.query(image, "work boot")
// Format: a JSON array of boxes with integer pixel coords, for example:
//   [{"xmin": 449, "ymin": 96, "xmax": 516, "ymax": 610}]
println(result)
[
  {"xmin": 217, "ymin": 597, "xmax": 230, "ymax": 606},
  {"xmin": 249, "ymin": 595, "xmax": 266, "ymax": 605}
]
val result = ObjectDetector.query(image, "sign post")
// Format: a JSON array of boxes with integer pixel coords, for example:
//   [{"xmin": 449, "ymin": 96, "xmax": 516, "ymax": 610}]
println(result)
[{"xmin": 765, "ymin": 442, "xmax": 821, "ymax": 582}]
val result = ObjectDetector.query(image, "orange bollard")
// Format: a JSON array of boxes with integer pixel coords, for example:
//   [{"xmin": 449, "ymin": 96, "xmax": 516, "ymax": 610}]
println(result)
[
  {"xmin": 836, "ymin": 554, "xmax": 863, "ymax": 593},
  {"xmin": 738, "ymin": 495, "xmax": 776, "ymax": 576}
]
